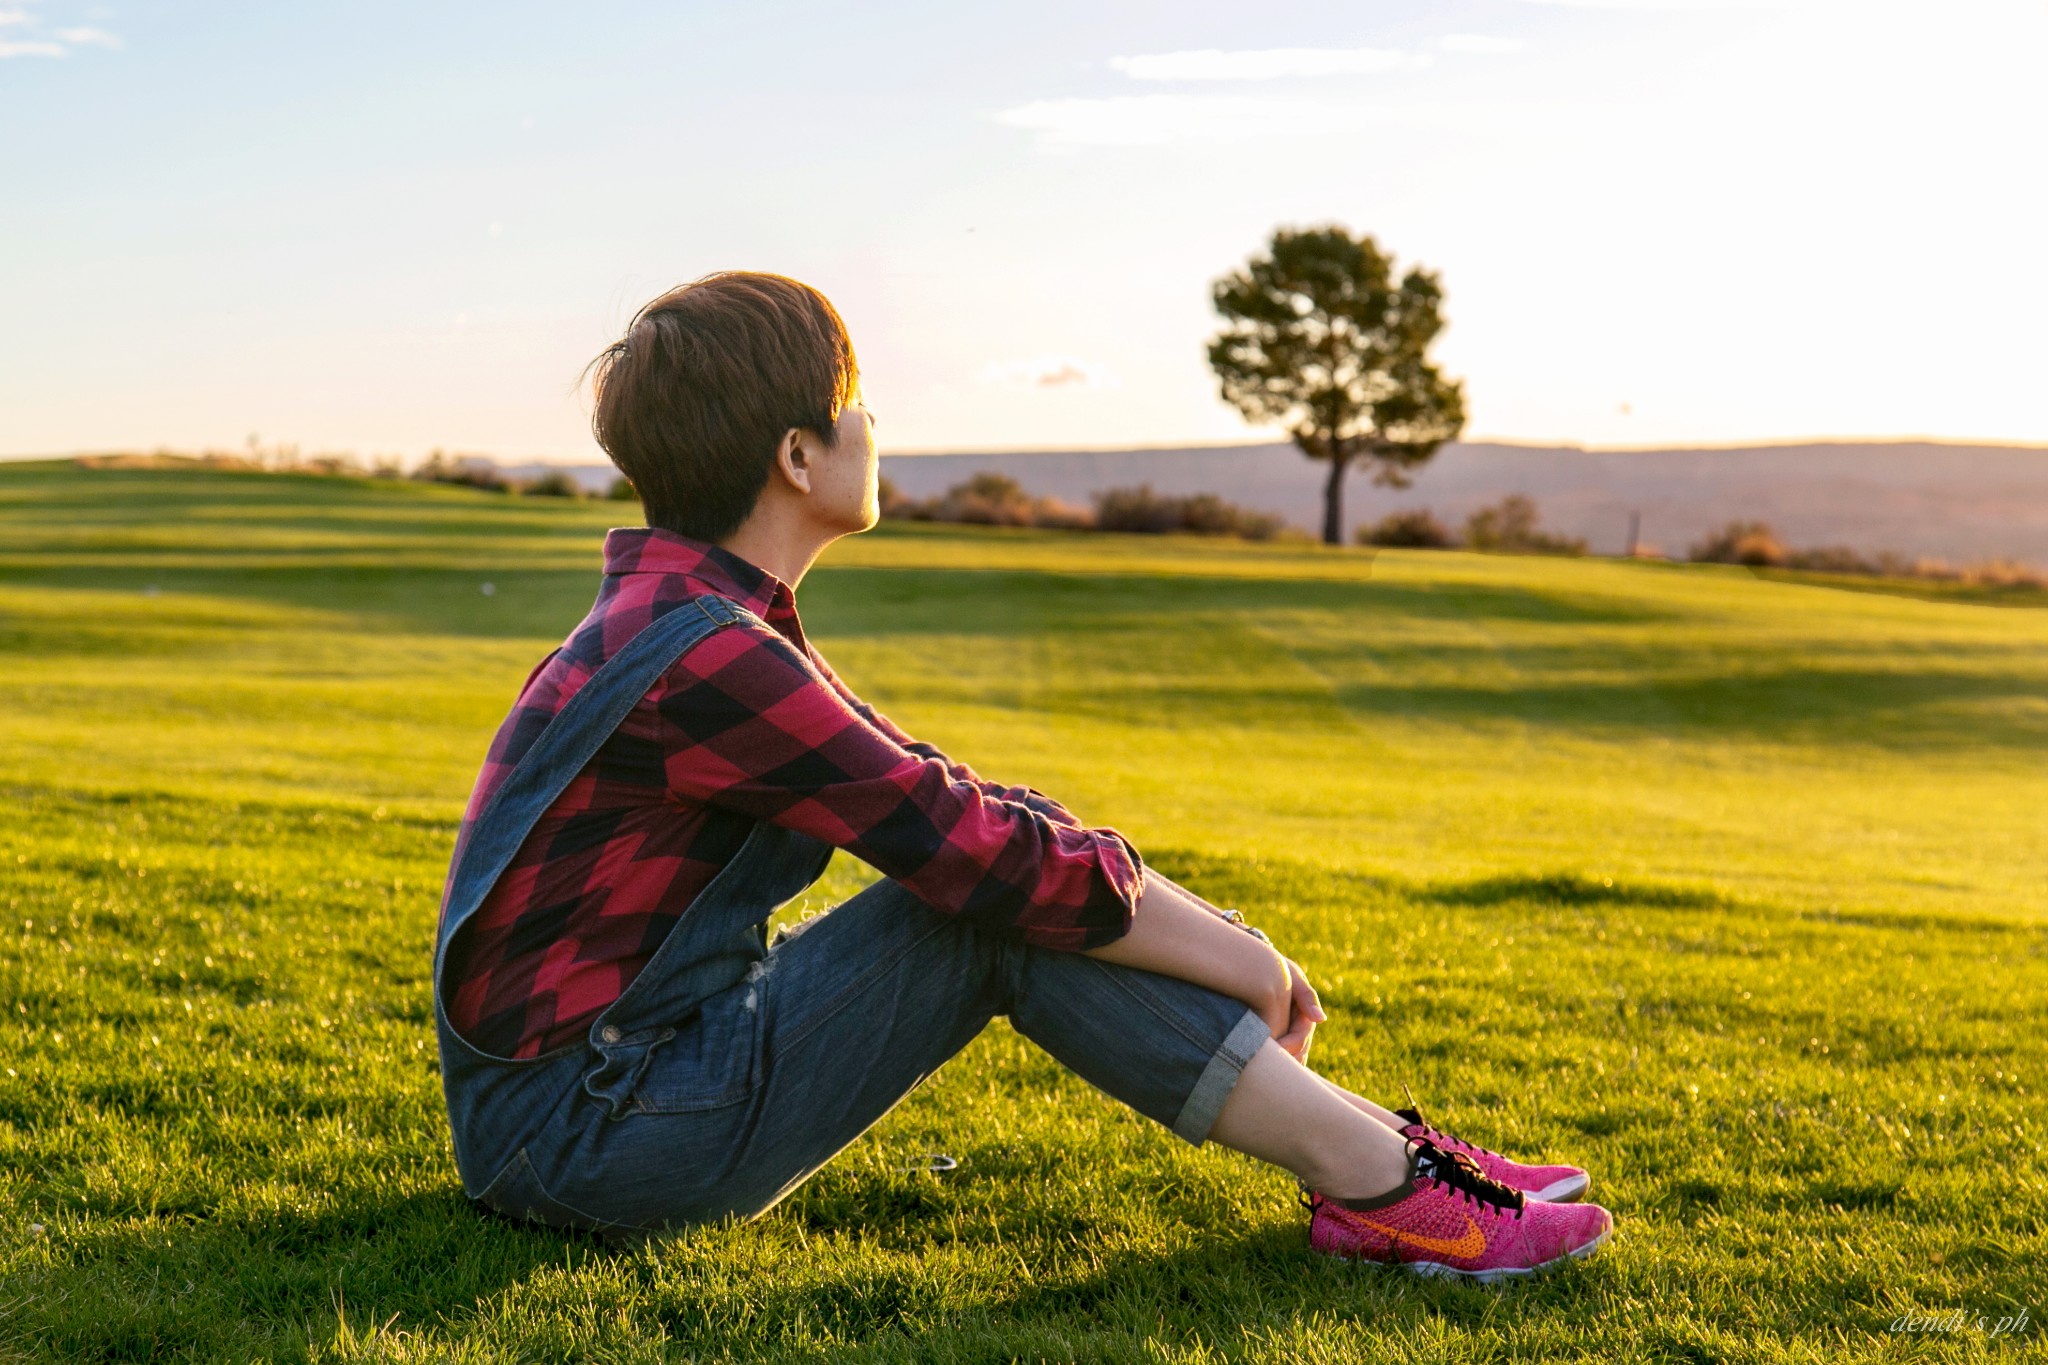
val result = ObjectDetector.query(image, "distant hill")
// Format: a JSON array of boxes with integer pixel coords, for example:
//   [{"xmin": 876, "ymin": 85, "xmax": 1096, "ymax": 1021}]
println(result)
[{"xmin": 880, "ymin": 441, "xmax": 2048, "ymax": 564}]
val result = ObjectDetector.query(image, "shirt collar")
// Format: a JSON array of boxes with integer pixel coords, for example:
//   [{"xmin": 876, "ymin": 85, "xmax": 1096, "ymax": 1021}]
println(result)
[{"xmin": 601, "ymin": 526, "xmax": 805, "ymax": 646}]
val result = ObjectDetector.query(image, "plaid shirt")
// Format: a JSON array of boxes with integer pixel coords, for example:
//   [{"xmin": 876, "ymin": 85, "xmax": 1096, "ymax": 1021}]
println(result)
[{"xmin": 442, "ymin": 527, "xmax": 1144, "ymax": 1058}]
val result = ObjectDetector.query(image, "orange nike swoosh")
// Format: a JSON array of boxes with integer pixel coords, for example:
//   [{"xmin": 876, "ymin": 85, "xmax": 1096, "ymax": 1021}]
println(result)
[{"xmin": 1354, "ymin": 1209, "xmax": 1486, "ymax": 1259}]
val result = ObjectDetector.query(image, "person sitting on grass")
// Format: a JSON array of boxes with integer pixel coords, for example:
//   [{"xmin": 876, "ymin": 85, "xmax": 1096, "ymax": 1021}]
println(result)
[{"xmin": 432, "ymin": 270, "xmax": 1613, "ymax": 1279}]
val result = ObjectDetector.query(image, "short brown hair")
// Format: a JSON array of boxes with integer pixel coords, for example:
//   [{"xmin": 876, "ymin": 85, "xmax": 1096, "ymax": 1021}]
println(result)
[{"xmin": 588, "ymin": 272, "xmax": 859, "ymax": 542}]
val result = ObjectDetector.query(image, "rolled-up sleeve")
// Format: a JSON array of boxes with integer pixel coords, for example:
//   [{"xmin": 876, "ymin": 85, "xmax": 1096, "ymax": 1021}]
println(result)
[{"xmin": 649, "ymin": 624, "xmax": 1139, "ymax": 948}]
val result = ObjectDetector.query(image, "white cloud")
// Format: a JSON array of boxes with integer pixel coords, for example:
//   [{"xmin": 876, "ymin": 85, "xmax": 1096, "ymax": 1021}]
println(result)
[
  {"xmin": 980, "ymin": 357, "xmax": 1121, "ymax": 391},
  {"xmin": 1109, "ymin": 47, "xmax": 1420, "ymax": 81},
  {"xmin": 1441, "ymin": 34, "xmax": 1525, "ymax": 53},
  {"xmin": 0, "ymin": 6, "xmax": 121, "ymax": 57},
  {"xmin": 994, "ymin": 94, "xmax": 1398, "ymax": 147}
]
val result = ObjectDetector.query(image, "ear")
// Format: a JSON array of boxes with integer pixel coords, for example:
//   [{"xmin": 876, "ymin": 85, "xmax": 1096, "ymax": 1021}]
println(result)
[{"xmin": 773, "ymin": 428, "xmax": 814, "ymax": 496}]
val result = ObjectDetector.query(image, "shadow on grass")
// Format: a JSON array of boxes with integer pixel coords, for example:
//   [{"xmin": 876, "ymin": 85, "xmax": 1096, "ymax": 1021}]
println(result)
[
  {"xmin": 1144, "ymin": 849, "xmax": 1732, "ymax": 919},
  {"xmin": 1418, "ymin": 873, "xmax": 1725, "ymax": 910},
  {"xmin": 1329, "ymin": 662, "xmax": 2048, "ymax": 751},
  {"xmin": 1750, "ymin": 565, "xmax": 2048, "ymax": 611},
  {"xmin": 2, "ymin": 1188, "xmax": 610, "ymax": 1359},
  {"xmin": 695, "ymin": 1221, "xmax": 1585, "ymax": 1351},
  {"xmin": 0, "ymin": 565, "xmax": 608, "ymax": 642},
  {"xmin": 811, "ymin": 562, "xmax": 1686, "ymax": 631},
  {"xmin": 13, "ymin": 539, "xmax": 2041, "ymax": 753},
  {"xmin": 0, "ymin": 557, "xmax": 1683, "ymax": 644},
  {"xmin": 4, "ymin": 1183, "xmax": 1582, "ymax": 1358},
  {"xmin": 11, "ymin": 1141, "xmax": 1994, "ymax": 1359}
]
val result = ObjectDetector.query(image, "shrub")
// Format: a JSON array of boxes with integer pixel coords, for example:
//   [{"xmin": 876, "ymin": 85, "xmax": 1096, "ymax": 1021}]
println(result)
[
  {"xmin": 523, "ymin": 469, "xmax": 585, "ymax": 499},
  {"xmin": 876, "ymin": 474, "xmax": 1281, "ymax": 540},
  {"xmin": 300, "ymin": 454, "xmax": 366, "ymax": 477},
  {"xmin": 1358, "ymin": 508, "xmax": 1455, "ymax": 548},
  {"xmin": 1965, "ymin": 559, "xmax": 2048, "ymax": 590},
  {"xmin": 1028, "ymin": 498, "xmax": 1097, "ymax": 531},
  {"xmin": 882, "ymin": 473, "xmax": 1094, "ymax": 530},
  {"xmin": 1687, "ymin": 524, "xmax": 2046, "ymax": 590},
  {"xmin": 1690, "ymin": 520, "xmax": 1787, "ymax": 567},
  {"xmin": 1784, "ymin": 544, "xmax": 1868, "ymax": 574},
  {"xmin": 1093, "ymin": 485, "xmax": 1282, "ymax": 539},
  {"xmin": 1463, "ymin": 495, "xmax": 1586, "ymax": 556},
  {"xmin": 1180, "ymin": 492, "xmax": 1281, "ymax": 538},
  {"xmin": 411, "ymin": 451, "xmax": 509, "ymax": 492},
  {"xmin": 1092, "ymin": 484, "xmax": 1181, "ymax": 534},
  {"xmin": 606, "ymin": 476, "xmax": 639, "ymax": 502},
  {"xmin": 946, "ymin": 472, "xmax": 1040, "ymax": 526}
]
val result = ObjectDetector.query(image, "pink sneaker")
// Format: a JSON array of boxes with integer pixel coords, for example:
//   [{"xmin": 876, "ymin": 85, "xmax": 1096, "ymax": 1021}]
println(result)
[
  {"xmin": 1307, "ymin": 1141, "xmax": 1613, "ymax": 1282},
  {"xmin": 1395, "ymin": 1104, "xmax": 1590, "ymax": 1204}
]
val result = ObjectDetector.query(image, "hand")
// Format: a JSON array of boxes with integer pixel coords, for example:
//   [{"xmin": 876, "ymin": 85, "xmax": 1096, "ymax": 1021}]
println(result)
[
  {"xmin": 1084, "ymin": 878, "xmax": 1313, "ymax": 1056},
  {"xmin": 1272, "ymin": 957, "xmax": 1325, "ymax": 1063}
]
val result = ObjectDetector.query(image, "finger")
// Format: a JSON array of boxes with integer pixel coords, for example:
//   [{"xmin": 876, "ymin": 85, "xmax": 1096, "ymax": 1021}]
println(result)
[
  {"xmin": 1286, "ymin": 960, "xmax": 1325, "ymax": 1016},
  {"xmin": 1291, "ymin": 972, "xmax": 1326, "ymax": 1022},
  {"xmin": 1276, "ymin": 1016, "xmax": 1316, "ymax": 1059}
]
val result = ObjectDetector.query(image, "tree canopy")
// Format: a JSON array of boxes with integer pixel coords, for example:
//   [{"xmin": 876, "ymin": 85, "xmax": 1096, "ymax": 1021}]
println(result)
[{"xmin": 1209, "ymin": 226, "xmax": 1466, "ymax": 544}]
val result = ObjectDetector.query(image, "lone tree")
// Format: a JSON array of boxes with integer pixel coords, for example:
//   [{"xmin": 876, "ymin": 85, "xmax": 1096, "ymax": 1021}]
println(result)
[{"xmin": 1208, "ymin": 226, "xmax": 1466, "ymax": 545}]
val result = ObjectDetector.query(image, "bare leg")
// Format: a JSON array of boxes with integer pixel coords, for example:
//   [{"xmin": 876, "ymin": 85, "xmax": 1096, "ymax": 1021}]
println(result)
[
  {"xmin": 1309, "ymin": 1072, "xmax": 1411, "ymax": 1130},
  {"xmin": 1207, "ymin": 1040, "xmax": 1412, "ymax": 1200},
  {"xmin": 1086, "ymin": 873, "xmax": 1420, "ymax": 1192}
]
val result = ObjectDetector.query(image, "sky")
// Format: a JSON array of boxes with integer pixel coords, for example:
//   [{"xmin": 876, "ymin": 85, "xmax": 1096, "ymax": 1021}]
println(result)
[{"xmin": 3, "ymin": 0, "xmax": 2044, "ymax": 462}]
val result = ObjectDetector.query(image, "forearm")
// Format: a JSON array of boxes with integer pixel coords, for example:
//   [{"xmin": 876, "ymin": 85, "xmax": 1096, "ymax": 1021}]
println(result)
[
  {"xmin": 1083, "ymin": 874, "xmax": 1291, "ymax": 1033},
  {"xmin": 1144, "ymin": 871, "xmax": 1232, "ymax": 919},
  {"xmin": 807, "ymin": 648, "xmax": 1087, "ymax": 829}
]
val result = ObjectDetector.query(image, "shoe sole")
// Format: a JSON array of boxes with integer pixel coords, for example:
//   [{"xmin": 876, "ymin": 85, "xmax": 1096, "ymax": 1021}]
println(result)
[
  {"xmin": 1529, "ymin": 1172, "xmax": 1590, "ymax": 1204},
  {"xmin": 1404, "ymin": 1221, "xmax": 1612, "ymax": 1284}
]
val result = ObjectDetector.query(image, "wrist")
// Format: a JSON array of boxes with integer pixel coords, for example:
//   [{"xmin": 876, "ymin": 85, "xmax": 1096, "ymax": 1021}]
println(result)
[{"xmin": 1217, "ymin": 907, "xmax": 1271, "ymax": 945}]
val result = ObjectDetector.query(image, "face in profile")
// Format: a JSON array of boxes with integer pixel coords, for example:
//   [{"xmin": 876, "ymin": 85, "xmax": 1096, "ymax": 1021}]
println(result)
[{"xmin": 818, "ymin": 399, "xmax": 879, "ymax": 535}]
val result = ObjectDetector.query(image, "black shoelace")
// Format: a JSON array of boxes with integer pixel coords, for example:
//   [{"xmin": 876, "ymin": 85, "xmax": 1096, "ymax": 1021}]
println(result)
[
  {"xmin": 1412, "ymin": 1139, "xmax": 1526, "ymax": 1219},
  {"xmin": 1395, "ymin": 1103, "xmax": 1472, "ymax": 1154}
]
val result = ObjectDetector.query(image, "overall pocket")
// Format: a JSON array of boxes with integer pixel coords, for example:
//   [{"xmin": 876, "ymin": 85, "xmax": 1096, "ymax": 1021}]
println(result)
[{"xmin": 590, "ymin": 975, "xmax": 767, "ymax": 1116}]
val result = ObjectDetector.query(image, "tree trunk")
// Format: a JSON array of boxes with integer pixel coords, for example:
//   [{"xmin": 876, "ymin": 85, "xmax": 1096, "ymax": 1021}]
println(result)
[{"xmin": 1321, "ymin": 452, "xmax": 1354, "ymax": 546}]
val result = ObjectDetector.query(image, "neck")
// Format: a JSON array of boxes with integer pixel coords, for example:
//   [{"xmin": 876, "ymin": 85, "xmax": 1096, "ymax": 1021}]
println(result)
[{"xmin": 715, "ymin": 505, "xmax": 832, "ymax": 593}]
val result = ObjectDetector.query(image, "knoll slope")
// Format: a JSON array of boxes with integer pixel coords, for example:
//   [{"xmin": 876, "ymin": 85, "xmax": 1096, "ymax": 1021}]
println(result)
[{"xmin": 1, "ymin": 462, "xmax": 2043, "ymax": 1361}]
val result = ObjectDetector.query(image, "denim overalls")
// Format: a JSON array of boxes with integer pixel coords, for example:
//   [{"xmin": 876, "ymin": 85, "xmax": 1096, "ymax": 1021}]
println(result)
[{"xmin": 434, "ymin": 593, "xmax": 1269, "ymax": 1236}]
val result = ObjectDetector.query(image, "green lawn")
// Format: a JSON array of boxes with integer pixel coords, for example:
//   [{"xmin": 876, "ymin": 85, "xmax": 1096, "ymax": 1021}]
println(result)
[{"xmin": 1, "ymin": 461, "xmax": 2044, "ymax": 1362}]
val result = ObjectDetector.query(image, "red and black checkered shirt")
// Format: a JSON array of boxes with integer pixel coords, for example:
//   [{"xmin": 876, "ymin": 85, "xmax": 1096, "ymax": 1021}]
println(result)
[{"xmin": 441, "ymin": 527, "xmax": 1144, "ymax": 1058}]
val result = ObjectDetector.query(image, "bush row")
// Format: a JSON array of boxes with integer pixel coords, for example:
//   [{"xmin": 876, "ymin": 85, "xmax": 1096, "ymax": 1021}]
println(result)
[
  {"xmin": 75, "ymin": 449, "xmax": 637, "ymax": 500},
  {"xmin": 879, "ymin": 475, "xmax": 1292, "ymax": 541},
  {"xmin": 1356, "ymin": 495, "xmax": 1587, "ymax": 555},
  {"xmin": 1688, "ymin": 520, "xmax": 2046, "ymax": 589},
  {"xmin": 410, "ymin": 452, "xmax": 635, "ymax": 500}
]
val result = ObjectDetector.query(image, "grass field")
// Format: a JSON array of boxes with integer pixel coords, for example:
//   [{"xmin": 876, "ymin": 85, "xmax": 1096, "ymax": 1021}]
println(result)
[{"xmin": 2, "ymin": 460, "xmax": 2044, "ymax": 1362}]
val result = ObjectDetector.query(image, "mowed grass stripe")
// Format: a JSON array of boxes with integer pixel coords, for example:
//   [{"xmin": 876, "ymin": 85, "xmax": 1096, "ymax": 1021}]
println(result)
[{"xmin": 1, "ymin": 463, "xmax": 2044, "ymax": 1361}]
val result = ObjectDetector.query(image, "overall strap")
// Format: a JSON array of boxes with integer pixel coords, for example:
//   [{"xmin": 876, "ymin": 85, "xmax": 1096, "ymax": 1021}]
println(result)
[{"xmin": 434, "ymin": 593, "xmax": 745, "ymax": 988}]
